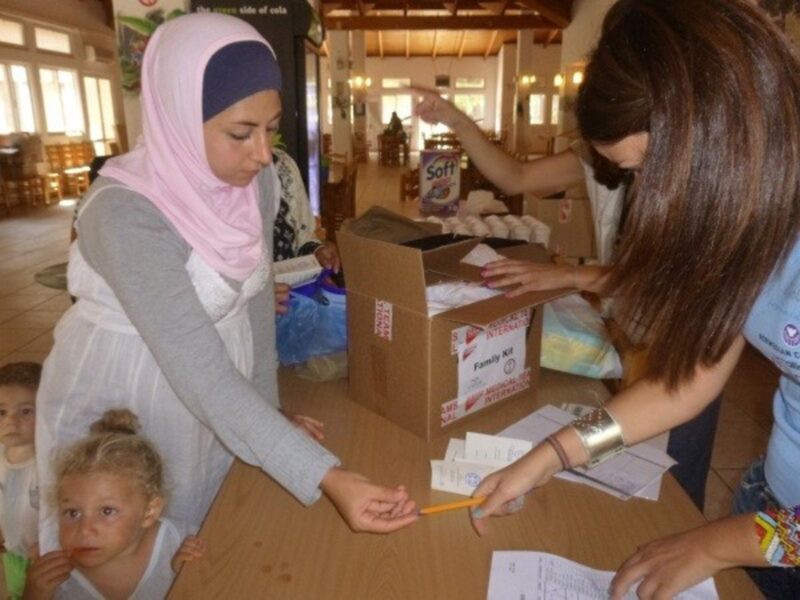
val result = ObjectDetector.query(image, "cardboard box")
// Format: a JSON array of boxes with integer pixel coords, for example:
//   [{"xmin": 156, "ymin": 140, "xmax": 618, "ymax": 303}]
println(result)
[
  {"xmin": 338, "ymin": 231, "xmax": 568, "ymax": 439},
  {"xmin": 533, "ymin": 198, "xmax": 595, "ymax": 259}
]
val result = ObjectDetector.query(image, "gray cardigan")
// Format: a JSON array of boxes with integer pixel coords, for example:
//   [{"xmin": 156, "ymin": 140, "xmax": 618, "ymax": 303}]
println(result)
[{"xmin": 76, "ymin": 169, "xmax": 339, "ymax": 506}]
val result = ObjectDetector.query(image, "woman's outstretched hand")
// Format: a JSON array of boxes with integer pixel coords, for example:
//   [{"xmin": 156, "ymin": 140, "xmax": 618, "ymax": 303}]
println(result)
[
  {"xmin": 321, "ymin": 467, "xmax": 419, "ymax": 533},
  {"xmin": 410, "ymin": 85, "xmax": 465, "ymax": 129},
  {"xmin": 469, "ymin": 444, "xmax": 561, "ymax": 535}
]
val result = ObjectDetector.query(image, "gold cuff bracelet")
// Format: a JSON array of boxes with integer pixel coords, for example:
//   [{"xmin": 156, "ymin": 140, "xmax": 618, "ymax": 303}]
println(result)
[{"xmin": 569, "ymin": 406, "xmax": 626, "ymax": 468}]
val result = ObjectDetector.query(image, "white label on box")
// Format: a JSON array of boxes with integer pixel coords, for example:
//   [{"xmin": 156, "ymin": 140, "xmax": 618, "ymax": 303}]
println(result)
[
  {"xmin": 430, "ymin": 459, "xmax": 498, "ymax": 495},
  {"xmin": 459, "ymin": 432, "xmax": 533, "ymax": 468},
  {"xmin": 441, "ymin": 368, "xmax": 531, "ymax": 427},
  {"xmin": 374, "ymin": 300, "xmax": 393, "ymax": 341},
  {"xmin": 457, "ymin": 314, "xmax": 528, "ymax": 398}
]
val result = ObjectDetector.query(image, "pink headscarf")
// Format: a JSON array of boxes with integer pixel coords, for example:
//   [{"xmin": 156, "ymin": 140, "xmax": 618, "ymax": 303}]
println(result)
[{"xmin": 101, "ymin": 13, "xmax": 277, "ymax": 282}]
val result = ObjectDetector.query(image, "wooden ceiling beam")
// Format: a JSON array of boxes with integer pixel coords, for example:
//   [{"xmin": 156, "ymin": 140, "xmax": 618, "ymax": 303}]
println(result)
[
  {"xmin": 514, "ymin": 0, "xmax": 571, "ymax": 28},
  {"xmin": 458, "ymin": 31, "xmax": 467, "ymax": 59},
  {"xmin": 325, "ymin": 14, "xmax": 553, "ymax": 30},
  {"xmin": 325, "ymin": 0, "xmax": 495, "ymax": 11},
  {"xmin": 544, "ymin": 28, "xmax": 559, "ymax": 46},
  {"xmin": 484, "ymin": 30, "xmax": 498, "ymax": 59}
]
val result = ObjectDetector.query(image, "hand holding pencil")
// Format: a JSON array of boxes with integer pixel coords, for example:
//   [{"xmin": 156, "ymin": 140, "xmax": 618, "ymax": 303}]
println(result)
[{"xmin": 419, "ymin": 496, "xmax": 486, "ymax": 516}]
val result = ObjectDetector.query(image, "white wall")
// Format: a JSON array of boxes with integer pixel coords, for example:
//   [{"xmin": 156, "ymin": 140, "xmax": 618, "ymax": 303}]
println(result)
[
  {"xmin": 560, "ymin": 0, "xmax": 617, "ymax": 67},
  {"xmin": 321, "ymin": 55, "xmax": 501, "ymax": 151},
  {"xmin": 513, "ymin": 40, "xmax": 561, "ymax": 153},
  {"xmin": 557, "ymin": 0, "xmax": 618, "ymax": 139}
]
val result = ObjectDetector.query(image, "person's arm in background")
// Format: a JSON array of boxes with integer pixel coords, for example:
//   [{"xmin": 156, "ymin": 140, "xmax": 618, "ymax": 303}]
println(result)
[
  {"xmin": 274, "ymin": 149, "xmax": 340, "ymax": 273},
  {"xmin": 412, "ymin": 86, "xmax": 585, "ymax": 196},
  {"xmin": 482, "ymin": 261, "xmax": 611, "ymax": 296}
]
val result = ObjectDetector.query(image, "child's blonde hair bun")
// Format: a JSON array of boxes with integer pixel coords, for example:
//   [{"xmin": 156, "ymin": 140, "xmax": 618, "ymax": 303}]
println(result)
[
  {"xmin": 56, "ymin": 409, "xmax": 165, "ymax": 502},
  {"xmin": 89, "ymin": 409, "xmax": 140, "ymax": 436}
]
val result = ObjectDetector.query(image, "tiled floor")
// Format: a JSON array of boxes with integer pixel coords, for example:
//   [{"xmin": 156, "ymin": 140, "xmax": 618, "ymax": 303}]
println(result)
[{"xmin": 0, "ymin": 159, "xmax": 779, "ymax": 526}]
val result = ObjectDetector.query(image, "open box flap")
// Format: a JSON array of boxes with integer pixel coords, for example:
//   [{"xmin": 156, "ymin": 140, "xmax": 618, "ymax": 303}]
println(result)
[
  {"xmin": 425, "ymin": 240, "xmax": 553, "ymax": 283},
  {"xmin": 338, "ymin": 230, "xmax": 428, "ymax": 314},
  {"xmin": 433, "ymin": 241, "xmax": 573, "ymax": 327},
  {"xmin": 422, "ymin": 237, "xmax": 482, "ymax": 276},
  {"xmin": 435, "ymin": 286, "xmax": 574, "ymax": 328}
]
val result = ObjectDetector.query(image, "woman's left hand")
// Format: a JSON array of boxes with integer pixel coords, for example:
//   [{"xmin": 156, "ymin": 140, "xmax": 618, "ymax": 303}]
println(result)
[
  {"xmin": 284, "ymin": 411, "xmax": 325, "ymax": 441},
  {"xmin": 610, "ymin": 519, "xmax": 749, "ymax": 599},
  {"xmin": 321, "ymin": 467, "xmax": 419, "ymax": 533},
  {"xmin": 314, "ymin": 242, "xmax": 341, "ymax": 273}
]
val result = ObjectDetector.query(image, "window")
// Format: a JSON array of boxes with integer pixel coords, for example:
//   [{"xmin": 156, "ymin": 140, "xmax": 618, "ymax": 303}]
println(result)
[
  {"xmin": 381, "ymin": 94, "xmax": 412, "ymax": 125},
  {"xmin": 35, "ymin": 27, "xmax": 71, "ymax": 54},
  {"xmin": 454, "ymin": 77, "xmax": 484, "ymax": 89},
  {"xmin": 454, "ymin": 94, "xmax": 485, "ymax": 123},
  {"xmin": 39, "ymin": 68, "xmax": 84, "ymax": 134},
  {"xmin": 0, "ymin": 18, "xmax": 24, "ymax": 46},
  {"xmin": 382, "ymin": 78, "xmax": 410, "ymax": 89},
  {"xmin": 417, "ymin": 93, "xmax": 448, "ymax": 147},
  {"xmin": 550, "ymin": 94, "xmax": 560, "ymax": 125},
  {"xmin": 84, "ymin": 76, "xmax": 117, "ymax": 155},
  {"xmin": 0, "ymin": 63, "xmax": 35, "ymax": 134},
  {"xmin": 529, "ymin": 93, "xmax": 546, "ymax": 125}
]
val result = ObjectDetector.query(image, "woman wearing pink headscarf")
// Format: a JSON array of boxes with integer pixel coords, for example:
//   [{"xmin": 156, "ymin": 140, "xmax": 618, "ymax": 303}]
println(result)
[{"xmin": 35, "ymin": 12, "xmax": 418, "ymax": 556}]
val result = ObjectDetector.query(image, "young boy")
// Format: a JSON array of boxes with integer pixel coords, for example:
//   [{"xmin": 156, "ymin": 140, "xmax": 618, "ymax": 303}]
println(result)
[{"xmin": 0, "ymin": 362, "xmax": 40, "ymax": 600}]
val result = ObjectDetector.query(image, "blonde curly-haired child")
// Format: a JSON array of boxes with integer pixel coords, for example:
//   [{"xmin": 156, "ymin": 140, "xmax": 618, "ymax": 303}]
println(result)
[{"xmin": 24, "ymin": 410, "xmax": 204, "ymax": 600}]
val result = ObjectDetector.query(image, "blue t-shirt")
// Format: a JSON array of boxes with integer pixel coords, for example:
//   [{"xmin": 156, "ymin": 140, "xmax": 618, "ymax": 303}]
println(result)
[{"xmin": 743, "ymin": 237, "xmax": 800, "ymax": 509}]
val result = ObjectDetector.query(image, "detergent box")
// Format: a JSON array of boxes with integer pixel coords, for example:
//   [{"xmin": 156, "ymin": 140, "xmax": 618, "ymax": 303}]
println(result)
[{"xmin": 419, "ymin": 150, "xmax": 461, "ymax": 214}]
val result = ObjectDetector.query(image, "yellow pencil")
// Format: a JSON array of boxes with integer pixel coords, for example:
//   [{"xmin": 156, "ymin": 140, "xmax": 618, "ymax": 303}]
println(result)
[{"xmin": 419, "ymin": 496, "xmax": 486, "ymax": 515}]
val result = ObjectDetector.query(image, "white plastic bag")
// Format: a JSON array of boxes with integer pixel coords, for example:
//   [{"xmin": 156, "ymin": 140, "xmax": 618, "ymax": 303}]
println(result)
[{"xmin": 541, "ymin": 294, "xmax": 623, "ymax": 379}]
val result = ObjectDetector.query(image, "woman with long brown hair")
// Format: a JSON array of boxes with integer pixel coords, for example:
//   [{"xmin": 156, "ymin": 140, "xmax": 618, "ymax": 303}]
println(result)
[{"xmin": 467, "ymin": 1, "xmax": 800, "ymax": 597}]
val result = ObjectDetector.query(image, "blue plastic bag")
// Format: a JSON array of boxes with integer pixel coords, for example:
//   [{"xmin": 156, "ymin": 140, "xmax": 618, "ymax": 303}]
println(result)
[{"xmin": 276, "ymin": 271, "xmax": 347, "ymax": 365}]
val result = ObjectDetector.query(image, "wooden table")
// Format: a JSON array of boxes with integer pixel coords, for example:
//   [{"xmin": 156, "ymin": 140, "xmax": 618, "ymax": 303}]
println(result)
[
  {"xmin": 378, "ymin": 133, "xmax": 409, "ymax": 166},
  {"xmin": 170, "ymin": 370, "xmax": 761, "ymax": 599}
]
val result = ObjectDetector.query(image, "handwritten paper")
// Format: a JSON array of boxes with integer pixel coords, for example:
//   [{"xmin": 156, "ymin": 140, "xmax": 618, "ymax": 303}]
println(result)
[
  {"xmin": 487, "ymin": 551, "xmax": 718, "ymax": 600},
  {"xmin": 500, "ymin": 405, "xmax": 676, "ymax": 501},
  {"xmin": 431, "ymin": 405, "xmax": 675, "ymax": 500}
]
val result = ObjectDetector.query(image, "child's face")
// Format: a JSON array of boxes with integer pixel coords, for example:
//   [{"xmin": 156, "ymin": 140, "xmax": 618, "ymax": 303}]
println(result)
[
  {"xmin": 58, "ymin": 471, "xmax": 163, "ymax": 569},
  {"xmin": 0, "ymin": 384, "xmax": 36, "ymax": 449}
]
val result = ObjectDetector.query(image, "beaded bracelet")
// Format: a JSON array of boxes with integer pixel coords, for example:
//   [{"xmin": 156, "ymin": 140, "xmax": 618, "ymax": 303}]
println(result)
[
  {"xmin": 544, "ymin": 435, "xmax": 570, "ymax": 471},
  {"xmin": 754, "ymin": 505, "xmax": 800, "ymax": 567}
]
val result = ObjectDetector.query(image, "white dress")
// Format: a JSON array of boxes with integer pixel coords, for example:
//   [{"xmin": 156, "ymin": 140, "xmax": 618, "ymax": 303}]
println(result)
[
  {"xmin": 35, "ymin": 185, "xmax": 267, "ymax": 553},
  {"xmin": 54, "ymin": 518, "xmax": 194, "ymax": 600},
  {"xmin": 0, "ymin": 452, "xmax": 38, "ymax": 557}
]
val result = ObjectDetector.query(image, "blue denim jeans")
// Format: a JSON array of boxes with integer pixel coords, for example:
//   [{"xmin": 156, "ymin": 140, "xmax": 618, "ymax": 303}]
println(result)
[{"xmin": 731, "ymin": 458, "xmax": 800, "ymax": 599}]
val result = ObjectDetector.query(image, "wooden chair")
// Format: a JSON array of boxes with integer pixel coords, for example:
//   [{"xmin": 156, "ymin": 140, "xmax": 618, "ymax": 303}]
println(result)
[
  {"xmin": 352, "ymin": 132, "xmax": 369, "ymax": 163},
  {"xmin": 399, "ymin": 167, "xmax": 419, "ymax": 203},
  {"xmin": 321, "ymin": 163, "xmax": 358, "ymax": 243}
]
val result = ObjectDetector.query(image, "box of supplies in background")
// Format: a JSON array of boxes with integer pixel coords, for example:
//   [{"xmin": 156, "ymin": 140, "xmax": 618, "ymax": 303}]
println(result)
[
  {"xmin": 419, "ymin": 150, "xmax": 461, "ymax": 214},
  {"xmin": 531, "ymin": 197, "xmax": 595, "ymax": 260},
  {"xmin": 338, "ymin": 230, "xmax": 569, "ymax": 440}
]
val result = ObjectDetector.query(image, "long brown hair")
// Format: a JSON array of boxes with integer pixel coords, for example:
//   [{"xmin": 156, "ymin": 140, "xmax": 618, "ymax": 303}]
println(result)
[{"xmin": 578, "ymin": 0, "xmax": 800, "ymax": 389}]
